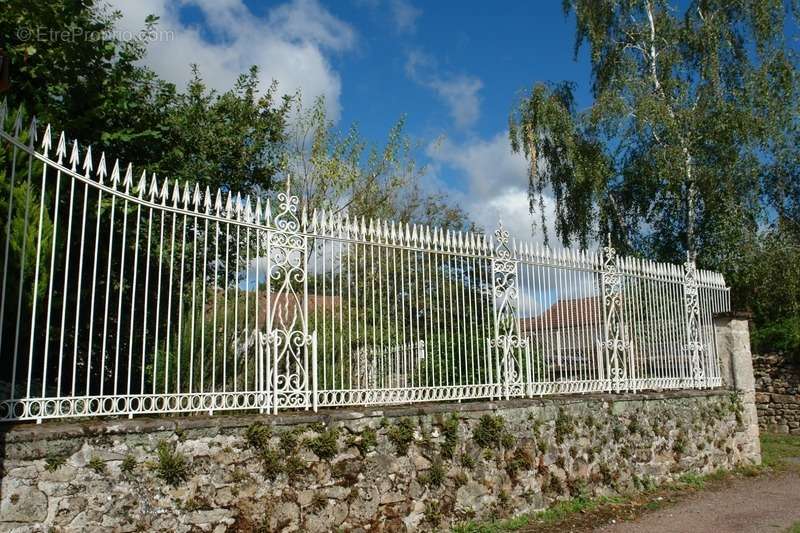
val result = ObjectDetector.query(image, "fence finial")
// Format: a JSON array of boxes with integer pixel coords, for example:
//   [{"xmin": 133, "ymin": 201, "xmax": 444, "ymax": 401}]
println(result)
[
  {"xmin": 53, "ymin": 132, "xmax": 67, "ymax": 165},
  {"xmin": 123, "ymin": 163, "xmax": 134, "ymax": 190},
  {"xmin": 27, "ymin": 116, "xmax": 37, "ymax": 145},
  {"xmin": 205, "ymin": 186, "xmax": 212, "ymax": 214},
  {"xmin": 149, "ymin": 174, "xmax": 159, "ymax": 201},
  {"xmin": 110, "ymin": 159, "xmax": 120, "ymax": 187},
  {"xmin": 41, "ymin": 124, "xmax": 52, "ymax": 155},
  {"xmin": 12, "ymin": 107, "xmax": 23, "ymax": 137},
  {"xmin": 97, "ymin": 152, "xmax": 107, "ymax": 183},
  {"xmin": 82, "ymin": 145, "xmax": 93, "ymax": 175},
  {"xmin": 137, "ymin": 170, "xmax": 147, "ymax": 197}
]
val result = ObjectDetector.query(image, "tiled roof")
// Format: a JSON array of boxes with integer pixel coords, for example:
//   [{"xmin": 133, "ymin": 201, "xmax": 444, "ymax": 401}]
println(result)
[{"xmin": 520, "ymin": 296, "xmax": 602, "ymax": 331}]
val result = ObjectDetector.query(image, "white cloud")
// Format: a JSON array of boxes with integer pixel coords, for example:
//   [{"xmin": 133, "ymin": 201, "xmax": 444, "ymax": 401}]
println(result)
[
  {"xmin": 426, "ymin": 132, "xmax": 557, "ymax": 246},
  {"xmin": 109, "ymin": 0, "xmax": 355, "ymax": 121},
  {"xmin": 426, "ymin": 132, "xmax": 602, "ymax": 316},
  {"xmin": 390, "ymin": 0, "xmax": 422, "ymax": 34},
  {"xmin": 405, "ymin": 50, "xmax": 483, "ymax": 130}
]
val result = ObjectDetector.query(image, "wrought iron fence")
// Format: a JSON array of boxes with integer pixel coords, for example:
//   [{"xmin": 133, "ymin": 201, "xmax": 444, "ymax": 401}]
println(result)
[{"xmin": 0, "ymin": 106, "xmax": 730, "ymax": 421}]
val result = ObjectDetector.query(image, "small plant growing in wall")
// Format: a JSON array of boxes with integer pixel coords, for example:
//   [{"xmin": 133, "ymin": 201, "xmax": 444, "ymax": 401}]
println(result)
[
  {"xmin": 422, "ymin": 457, "xmax": 446, "ymax": 488},
  {"xmin": 245, "ymin": 422, "xmax": 273, "ymax": 450},
  {"xmin": 45, "ymin": 453, "xmax": 66, "ymax": 472},
  {"xmin": 672, "ymin": 431, "xmax": 688, "ymax": 456},
  {"xmin": 87, "ymin": 456, "xmax": 106, "ymax": 475},
  {"xmin": 354, "ymin": 427, "xmax": 377, "ymax": 455},
  {"xmin": 387, "ymin": 418, "xmax": 416, "ymax": 456},
  {"xmin": 506, "ymin": 447, "xmax": 535, "ymax": 478},
  {"xmin": 440, "ymin": 413, "xmax": 459, "ymax": 459},
  {"xmin": 280, "ymin": 429, "xmax": 302, "ymax": 454},
  {"xmin": 473, "ymin": 415, "xmax": 510, "ymax": 449},
  {"xmin": 260, "ymin": 447, "xmax": 283, "ymax": 481},
  {"xmin": 285, "ymin": 455, "xmax": 306, "ymax": 482},
  {"xmin": 306, "ymin": 428, "xmax": 340, "ymax": 460},
  {"xmin": 554, "ymin": 409, "xmax": 575, "ymax": 444},
  {"xmin": 424, "ymin": 501, "xmax": 441, "ymax": 526},
  {"xmin": 120, "ymin": 454, "xmax": 137, "ymax": 476},
  {"xmin": 460, "ymin": 453, "xmax": 476, "ymax": 470},
  {"xmin": 154, "ymin": 440, "xmax": 190, "ymax": 487}
]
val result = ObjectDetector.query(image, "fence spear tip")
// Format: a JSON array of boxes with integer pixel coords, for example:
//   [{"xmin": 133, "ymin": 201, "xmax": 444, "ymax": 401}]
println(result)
[
  {"xmin": 53, "ymin": 131, "xmax": 68, "ymax": 163},
  {"xmin": 41, "ymin": 123, "xmax": 52, "ymax": 154},
  {"xmin": 97, "ymin": 152, "xmax": 108, "ymax": 182},
  {"xmin": 123, "ymin": 163, "xmax": 134, "ymax": 189},
  {"xmin": 12, "ymin": 107, "xmax": 23, "ymax": 136},
  {"xmin": 137, "ymin": 170, "xmax": 147, "ymax": 196}
]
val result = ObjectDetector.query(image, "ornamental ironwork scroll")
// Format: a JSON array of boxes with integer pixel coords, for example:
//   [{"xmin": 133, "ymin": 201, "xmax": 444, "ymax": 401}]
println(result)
[
  {"xmin": 489, "ymin": 223, "xmax": 526, "ymax": 399},
  {"xmin": 260, "ymin": 178, "xmax": 314, "ymax": 413},
  {"xmin": 683, "ymin": 256, "xmax": 705, "ymax": 387},
  {"xmin": 601, "ymin": 238, "xmax": 631, "ymax": 393}
]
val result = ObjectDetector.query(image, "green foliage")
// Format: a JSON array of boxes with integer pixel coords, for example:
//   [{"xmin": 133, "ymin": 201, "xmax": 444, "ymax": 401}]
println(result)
[
  {"xmin": 245, "ymin": 422, "xmax": 273, "ymax": 450},
  {"xmin": 440, "ymin": 414, "xmax": 460, "ymax": 459},
  {"xmin": 506, "ymin": 447, "xmax": 535, "ymax": 478},
  {"xmin": 280, "ymin": 430, "xmax": 301, "ymax": 454},
  {"xmin": 672, "ymin": 432, "xmax": 688, "ymax": 455},
  {"xmin": 154, "ymin": 441, "xmax": 190, "ymax": 487},
  {"xmin": 422, "ymin": 457, "xmax": 446, "ymax": 488},
  {"xmin": 460, "ymin": 453, "xmax": 476, "ymax": 470},
  {"xmin": 752, "ymin": 316, "xmax": 800, "ymax": 363},
  {"xmin": 473, "ymin": 415, "xmax": 511, "ymax": 449},
  {"xmin": 387, "ymin": 418, "xmax": 416, "ymax": 456},
  {"xmin": 44, "ymin": 453, "xmax": 66, "ymax": 472},
  {"xmin": 288, "ymin": 96, "xmax": 466, "ymax": 229},
  {"xmin": 423, "ymin": 500, "xmax": 441, "ymax": 526},
  {"xmin": 306, "ymin": 428, "xmax": 340, "ymax": 460},
  {"xmin": 554, "ymin": 410, "xmax": 575, "ymax": 444},
  {"xmin": 509, "ymin": 0, "xmax": 800, "ymax": 316},
  {"xmin": 354, "ymin": 427, "xmax": 378, "ymax": 455},
  {"xmin": 120, "ymin": 454, "xmax": 137, "ymax": 476},
  {"xmin": 87, "ymin": 456, "xmax": 106, "ymax": 474},
  {"xmin": 285, "ymin": 455, "xmax": 306, "ymax": 482},
  {"xmin": 259, "ymin": 447, "xmax": 283, "ymax": 481},
  {"xmin": 157, "ymin": 67, "xmax": 291, "ymax": 194}
]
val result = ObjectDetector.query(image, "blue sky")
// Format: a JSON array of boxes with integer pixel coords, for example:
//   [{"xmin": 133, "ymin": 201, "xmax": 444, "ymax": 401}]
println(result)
[{"xmin": 111, "ymin": 0, "xmax": 592, "ymax": 241}]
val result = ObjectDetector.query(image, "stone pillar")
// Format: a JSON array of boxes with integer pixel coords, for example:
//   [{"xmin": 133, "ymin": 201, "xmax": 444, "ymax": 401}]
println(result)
[{"xmin": 714, "ymin": 314, "xmax": 762, "ymax": 463}]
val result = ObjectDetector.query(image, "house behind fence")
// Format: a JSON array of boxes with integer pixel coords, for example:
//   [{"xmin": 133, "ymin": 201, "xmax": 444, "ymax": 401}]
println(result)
[{"xmin": 0, "ymin": 104, "xmax": 730, "ymax": 422}]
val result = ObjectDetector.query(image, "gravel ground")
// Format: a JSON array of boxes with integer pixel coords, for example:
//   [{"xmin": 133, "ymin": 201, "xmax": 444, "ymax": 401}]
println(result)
[{"xmin": 595, "ymin": 470, "xmax": 800, "ymax": 533}]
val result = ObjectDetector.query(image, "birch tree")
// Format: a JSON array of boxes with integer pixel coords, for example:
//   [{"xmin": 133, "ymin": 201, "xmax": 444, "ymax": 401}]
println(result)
[{"xmin": 509, "ymin": 0, "xmax": 798, "ymax": 264}]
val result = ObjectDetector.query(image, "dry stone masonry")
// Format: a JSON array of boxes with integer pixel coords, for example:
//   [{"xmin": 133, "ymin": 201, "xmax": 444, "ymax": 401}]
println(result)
[
  {"xmin": 0, "ymin": 390, "xmax": 759, "ymax": 532},
  {"xmin": 754, "ymin": 353, "xmax": 800, "ymax": 435}
]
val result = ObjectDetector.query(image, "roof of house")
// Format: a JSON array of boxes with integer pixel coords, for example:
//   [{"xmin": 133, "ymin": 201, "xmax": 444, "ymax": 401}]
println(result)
[{"xmin": 520, "ymin": 296, "xmax": 602, "ymax": 331}]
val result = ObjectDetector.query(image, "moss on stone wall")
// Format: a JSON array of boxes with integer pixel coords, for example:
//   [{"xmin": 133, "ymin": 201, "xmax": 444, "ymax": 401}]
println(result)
[{"xmin": 0, "ymin": 391, "xmax": 759, "ymax": 532}]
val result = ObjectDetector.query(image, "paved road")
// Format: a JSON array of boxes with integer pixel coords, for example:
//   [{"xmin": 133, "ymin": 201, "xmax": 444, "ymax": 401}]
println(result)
[{"xmin": 595, "ymin": 471, "xmax": 800, "ymax": 533}]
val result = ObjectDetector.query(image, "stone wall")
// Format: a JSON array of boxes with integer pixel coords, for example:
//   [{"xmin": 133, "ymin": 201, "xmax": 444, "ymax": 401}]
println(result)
[
  {"xmin": 754, "ymin": 353, "xmax": 800, "ymax": 435},
  {"xmin": 0, "ymin": 390, "xmax": 760, "ymax": 532}
]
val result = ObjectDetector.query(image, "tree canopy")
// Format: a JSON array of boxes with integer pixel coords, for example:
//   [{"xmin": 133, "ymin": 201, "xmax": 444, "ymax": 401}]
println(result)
[
  {"xmin": 510, "ymin": 0, "xmax": 799, "ymax": 262},
  {"xmin": 510, "ymin": 0, "xmax": 800, "ymax": 341}
]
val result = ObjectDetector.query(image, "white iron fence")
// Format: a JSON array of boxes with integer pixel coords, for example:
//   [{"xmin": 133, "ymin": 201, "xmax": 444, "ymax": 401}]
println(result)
[{"xmin": 0, "ymin": 106, "xmax": 730, "ymax": 421}]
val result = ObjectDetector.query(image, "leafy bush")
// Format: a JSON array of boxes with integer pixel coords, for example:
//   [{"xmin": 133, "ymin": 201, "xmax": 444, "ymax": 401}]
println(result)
[{"xmin": 751, "ymin": 316, "xmax": 800, "ymax": 362}]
